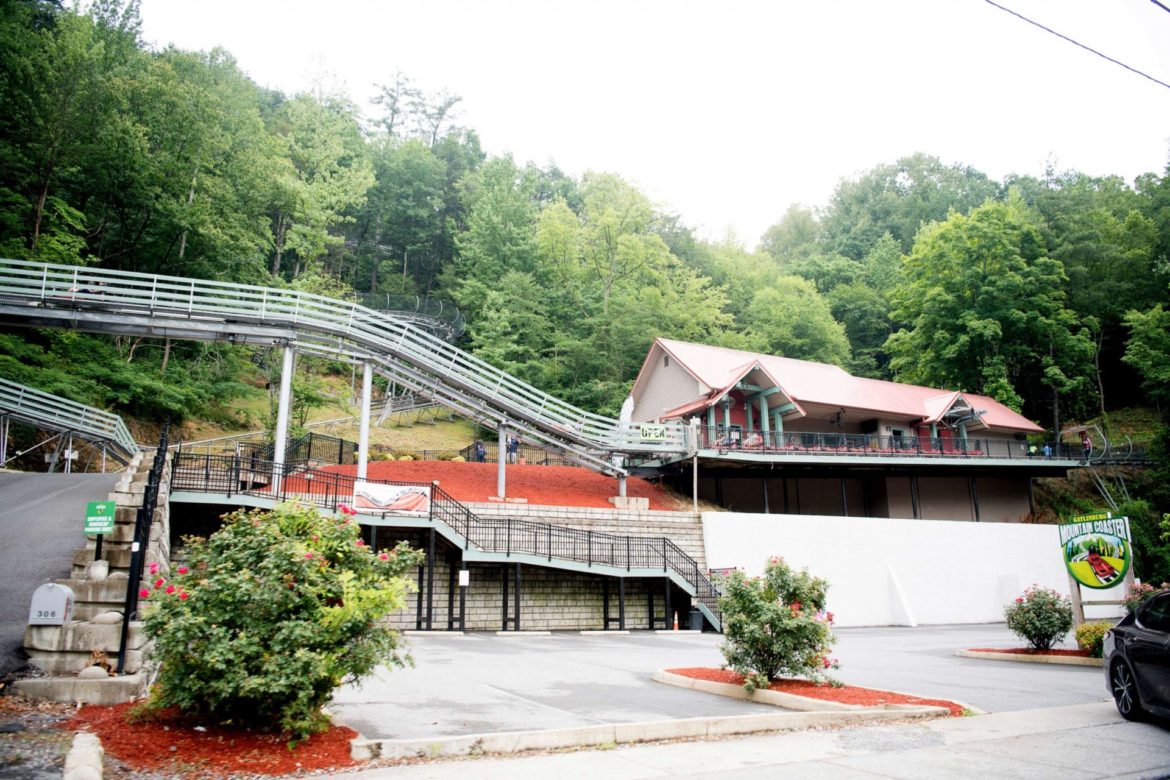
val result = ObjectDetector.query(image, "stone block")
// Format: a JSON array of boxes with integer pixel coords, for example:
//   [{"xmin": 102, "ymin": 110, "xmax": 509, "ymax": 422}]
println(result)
[{"xmin": 24, "ymin": 620, "xmax": 146, "ymax": 653}]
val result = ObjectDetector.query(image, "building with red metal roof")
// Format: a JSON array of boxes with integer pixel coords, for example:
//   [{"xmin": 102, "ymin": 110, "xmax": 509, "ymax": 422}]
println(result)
[{"xmin": 629, "ymin": 338, "xmax": 1073, "ymax": 523}]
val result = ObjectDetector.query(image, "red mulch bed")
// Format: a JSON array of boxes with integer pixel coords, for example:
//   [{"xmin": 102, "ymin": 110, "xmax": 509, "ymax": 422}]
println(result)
[
  {"xmin": 968, "ymin": 647, "xmax": 1091, "ymax": 657},
  {"xmin": 315, "ymin": 461, "xmax": 679, "ymax": 510},
  {"xmin": 66, "ymin": 702, "xmax": 358, "ymax": 777},
  {"xmin": 666, "ymin": 667, "xmax": 966, "ymax": 716}
]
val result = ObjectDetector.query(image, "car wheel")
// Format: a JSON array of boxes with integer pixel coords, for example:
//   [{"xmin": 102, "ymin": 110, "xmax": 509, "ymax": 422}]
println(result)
[{"xmin": 1110, "ymin": 660, "xmax": 1145, "ymax": 722}]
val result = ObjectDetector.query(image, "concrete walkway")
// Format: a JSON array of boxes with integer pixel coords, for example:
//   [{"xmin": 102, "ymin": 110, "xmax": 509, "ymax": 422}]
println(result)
[{"xmin": 336, "ymin": 702, "xmax": 1170, "ymax": 779}]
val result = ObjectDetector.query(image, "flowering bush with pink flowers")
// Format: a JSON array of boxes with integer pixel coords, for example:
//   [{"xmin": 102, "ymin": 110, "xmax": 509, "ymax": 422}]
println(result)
[
  {"xmin": 142, "ymin": 502, "xmax": 422, "ymax": 739},
  {"xmin": 1122, "ymin": 581, "xmax": 1169, "ymax": 612},
  {"xmin": 1003, "ymin": 586, "xmax": 1073, "ymax": 651},
  {"xmin": 718, "ymin": 557, "xmax": 837, "ymax": 692}
]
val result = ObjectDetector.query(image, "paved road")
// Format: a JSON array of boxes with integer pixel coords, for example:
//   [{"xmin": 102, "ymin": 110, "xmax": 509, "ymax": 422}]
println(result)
[
  {"xmin": 331, "ymin": 624, "xmax": 1108, "ymax": 742},
  {"xmin": 0, "ymin": 472, "xmax": 120, "ymax": 677},
  {"xmin": 832, "ymin": 624, "xmax": 1106, "ymax": 712},
  {"xmin": 338, "ymin": 702, "xmax": 1170, "ymax": 779}
]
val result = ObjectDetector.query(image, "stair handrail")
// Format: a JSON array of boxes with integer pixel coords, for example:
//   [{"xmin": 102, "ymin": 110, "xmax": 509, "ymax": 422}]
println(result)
[{"xmin": 169, "ymin": 452, "xmax": 719, "ymax": 606}]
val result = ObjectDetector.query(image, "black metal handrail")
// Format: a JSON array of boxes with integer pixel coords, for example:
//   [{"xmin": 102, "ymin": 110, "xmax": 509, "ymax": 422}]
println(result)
[
  {"xmin": 117, "ymin": 420, "xmax": 170, "ymax": 673},
  {"xmin": 169, "ymin": 452, "xmax": 720, "ymax": 615}
]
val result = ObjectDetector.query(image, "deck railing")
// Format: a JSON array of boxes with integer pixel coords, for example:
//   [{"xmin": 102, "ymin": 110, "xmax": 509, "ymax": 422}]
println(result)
[{"xmin": 169, "ymin": 452, "xmax": 721, "ymax": 624}]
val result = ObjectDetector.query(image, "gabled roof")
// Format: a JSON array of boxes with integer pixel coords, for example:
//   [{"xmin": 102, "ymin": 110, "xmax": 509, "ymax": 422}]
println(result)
[{"xmin": 634, "ymin": 338, "xmax": 1042, "ymax": 433}]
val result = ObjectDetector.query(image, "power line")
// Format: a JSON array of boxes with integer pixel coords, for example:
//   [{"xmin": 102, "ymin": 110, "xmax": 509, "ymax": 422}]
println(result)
[
  {"xmin": 1151, "ymin": 0, "xmax": 1170, "ymax": 16},
  {"xmin": 983, "ymin": 0, "xmax": 1170, "ymax": 92}
]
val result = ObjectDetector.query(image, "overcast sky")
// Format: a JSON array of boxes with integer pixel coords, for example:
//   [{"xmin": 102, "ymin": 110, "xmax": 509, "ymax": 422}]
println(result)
[{"xmin": 136, "ymin": 0, "xmax": 1170, "ymax": 248}]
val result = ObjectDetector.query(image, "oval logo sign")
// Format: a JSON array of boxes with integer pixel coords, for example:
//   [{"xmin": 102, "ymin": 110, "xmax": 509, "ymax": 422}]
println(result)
[{"xmin": 1060, "ymin": 514, "xmax": 1131, "ymax": 590}]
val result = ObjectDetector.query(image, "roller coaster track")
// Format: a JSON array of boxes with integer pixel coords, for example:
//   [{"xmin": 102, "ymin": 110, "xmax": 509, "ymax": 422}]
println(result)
[
  {"xmin": 0, "ymin": 377, "xmax": 139, "ymax": 464},
  {"xmin": 0, "ymin": 260, "xmax": 691, "ymax": 474}
]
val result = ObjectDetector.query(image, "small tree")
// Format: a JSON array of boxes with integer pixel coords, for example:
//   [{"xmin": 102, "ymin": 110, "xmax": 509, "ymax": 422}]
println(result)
[
  {"xmin": 718, "ymin": 557, "xmax": 837, "ymax": 692},
  {"xmin": 142, "ymin": 502, "xmax": 423, "ymax": 739},
  {"xmin": 1003, "ymin": 586, "xmax": 1073, "ymax": 651}
]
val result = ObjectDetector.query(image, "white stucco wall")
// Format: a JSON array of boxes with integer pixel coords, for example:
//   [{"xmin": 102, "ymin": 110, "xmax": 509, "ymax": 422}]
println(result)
[{"xmin": 702, "ymin": 512, "xmax": 1126, "ymax": 627}]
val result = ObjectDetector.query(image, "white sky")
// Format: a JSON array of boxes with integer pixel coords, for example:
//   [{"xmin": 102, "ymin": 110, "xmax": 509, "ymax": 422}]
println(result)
[{"xmin": 137, "ymin": 0, "xmax": 1170, "ymax": 249}]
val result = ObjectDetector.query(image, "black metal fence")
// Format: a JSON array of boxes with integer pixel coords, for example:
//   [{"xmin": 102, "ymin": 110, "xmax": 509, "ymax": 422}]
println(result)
[
  {"xmin": 169, "ymin": 451, "xmax": 721, "ymax": 621},
  {"xmin": 699, "ymin": 427, "xmax": 1031, "ymax": 459},
  {"xmin": 235, "ymin": 432, "xmax": 358, "ymax": 468}
]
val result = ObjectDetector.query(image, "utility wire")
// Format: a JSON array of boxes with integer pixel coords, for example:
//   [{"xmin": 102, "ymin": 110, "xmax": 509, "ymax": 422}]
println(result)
[
  {"xmin": 1151, "ymin": 0, "xmax": 1170, "ymax": 16},
  {"xmin": 983, "ymin": 0, "xmax": 1170, "ymax": 91}
]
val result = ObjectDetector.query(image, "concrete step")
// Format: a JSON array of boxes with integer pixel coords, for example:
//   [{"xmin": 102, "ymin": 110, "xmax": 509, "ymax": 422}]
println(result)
[
  {"xmin": 53, "ymin": 579, "xmax": 132, "ymax": 604},
  {"xmin": 13, "ymin": 672, "xmax": 149, "ymax": 705},
  {"xmin": 25, "ymin": 645, "xmax": 150, "ymax": 674}
]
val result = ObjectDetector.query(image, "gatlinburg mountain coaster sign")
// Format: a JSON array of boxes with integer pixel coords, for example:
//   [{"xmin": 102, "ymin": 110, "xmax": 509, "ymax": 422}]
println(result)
[{"xmin": 1060, "ymin": 512, "xmax": 1131, "ymax": 589}]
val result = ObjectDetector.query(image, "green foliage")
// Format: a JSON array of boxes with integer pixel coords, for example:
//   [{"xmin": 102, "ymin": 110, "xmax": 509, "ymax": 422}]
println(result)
[
  {"xmin": 1117, "ymin": 498, "xmax": 1170, "ymax": 587},
  {"xmin": 718, "ymin": 557, "xmax": 837, "ymax": 692},
  {"xmin": 1003, "ymin": 586, "xmax": 1073, "ymax": 651},
  {"xmin": 1074, "ymin": 621, "xmax": 1111, "ymax": 658},
  {"xmin": 742, "ymin": 277, "xmax": 850, "ymax": 366},
  {"xmin": 143, "ymin": 502, "xmax": 423, "ymax": 739},
  {"xmin": 0, "ymin": 330, "xmax": 256, "ymax": 423},
  {"xmin": 1123, "ymin": 304, "xmax": 1170, "ymax": 409},
  {"xmin": 887, "ymin": 195, "xmax": 1092, "ymax": 415}
]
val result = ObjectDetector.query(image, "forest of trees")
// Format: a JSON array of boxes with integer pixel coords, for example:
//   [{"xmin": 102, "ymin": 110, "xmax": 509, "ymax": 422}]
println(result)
[{"xmin": 1, "ymin": 0, "xmax": 1168, "ymax": 451}]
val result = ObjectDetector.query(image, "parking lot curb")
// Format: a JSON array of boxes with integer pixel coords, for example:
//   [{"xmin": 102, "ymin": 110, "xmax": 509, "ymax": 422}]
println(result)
[
  {"xmin": 652, "ymin": 669, "xmax": 956, "ymax": 714},
  {"xmin": 348, "ymin": 706, "xmax": 944, "ymax": 761},
  {"xmin": 956, "ymin": 649, "xmax": 1103, "ymax": 667}
]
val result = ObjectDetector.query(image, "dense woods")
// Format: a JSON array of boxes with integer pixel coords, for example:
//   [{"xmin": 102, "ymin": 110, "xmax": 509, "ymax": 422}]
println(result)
[{"xmin": 1, "ymin": 0, "xmax": 1168, "ymax": 451}]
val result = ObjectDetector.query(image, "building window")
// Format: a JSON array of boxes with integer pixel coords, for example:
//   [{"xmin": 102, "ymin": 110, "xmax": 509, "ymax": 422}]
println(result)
[{"xmin": 664, "ymin": 354, "xmax": 670, "ymax": 367}]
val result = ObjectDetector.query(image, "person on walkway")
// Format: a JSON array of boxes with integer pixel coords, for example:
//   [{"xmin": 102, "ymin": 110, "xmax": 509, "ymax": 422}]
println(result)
[
  {"xmin": 1081, "ymin": 432, "xmax": 1091, "ymax": 461},
  {"xmin": 474, "ymin": 440, "xmax": 486, "ymax": 463},
  {"xmin": 506, "ymin": 435, "xmax": 519, "ymax": 464}
]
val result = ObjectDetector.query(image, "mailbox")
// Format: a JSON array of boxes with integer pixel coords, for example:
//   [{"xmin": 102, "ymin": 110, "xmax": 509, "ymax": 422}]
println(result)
[{"xmin": 28, "ymin": 583, "xmax": 75, "ymax": 626}]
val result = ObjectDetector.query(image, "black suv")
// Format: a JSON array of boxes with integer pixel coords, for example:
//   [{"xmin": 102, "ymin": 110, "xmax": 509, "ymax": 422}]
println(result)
[{"xmin": 1104, "ymin": 590, "xmax": 1170, "ymax": 721}]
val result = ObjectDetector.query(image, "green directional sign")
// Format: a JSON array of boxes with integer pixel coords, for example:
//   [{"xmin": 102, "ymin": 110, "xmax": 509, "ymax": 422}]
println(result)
[{"xmin": 84, "ymin": 501, "xmax": 117, "ymax": 535}]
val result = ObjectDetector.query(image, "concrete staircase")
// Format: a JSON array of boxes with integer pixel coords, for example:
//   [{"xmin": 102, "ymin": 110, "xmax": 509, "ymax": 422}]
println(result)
[{"xmin": 15, "ymin": 452, "xmax": 171, "ymax": 704}]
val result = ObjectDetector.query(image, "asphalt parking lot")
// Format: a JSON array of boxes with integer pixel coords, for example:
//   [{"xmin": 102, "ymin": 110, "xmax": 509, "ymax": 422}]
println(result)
[{"xmin": 330, "ymin": 624, "xmax": 1108, "ymax": 742}]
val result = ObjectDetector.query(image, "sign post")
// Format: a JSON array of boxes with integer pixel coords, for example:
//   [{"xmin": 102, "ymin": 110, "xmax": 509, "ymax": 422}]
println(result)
[{"xmin": 85, "ymin": 500, "xmax": 117, "ymax": 561}]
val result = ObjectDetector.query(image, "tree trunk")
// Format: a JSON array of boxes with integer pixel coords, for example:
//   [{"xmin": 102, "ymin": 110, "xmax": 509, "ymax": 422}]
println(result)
[
  {"xmin": 272, "ymin": 214, "xmax": 286, "ymax": 276},
  {"xmin": 1094, "ymin": 330, "xmax": 1107, "ymax": 434},
  {"xmin": 160, "ymin": 338, "xmax": 172, "ymax": 375},
  {"xmin": 30, "ymin": 183, "xmax": 50, "ymax": 253},
  {"xmin": 177, "ymin": 165, "xmax": 199, "ymax": 261}
]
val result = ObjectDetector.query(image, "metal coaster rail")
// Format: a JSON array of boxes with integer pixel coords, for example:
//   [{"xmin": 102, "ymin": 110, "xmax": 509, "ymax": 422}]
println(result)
[
  {"xmin": 0, "ymin": 377, "xmax": 139, "ymax": 464},
  {"xmin": 0, "ymin": 259, "xmax": 690, "ymax": 474},
  {"xmin": 169, "ymin": 451, "xmax": 721, "ymax": 629}
]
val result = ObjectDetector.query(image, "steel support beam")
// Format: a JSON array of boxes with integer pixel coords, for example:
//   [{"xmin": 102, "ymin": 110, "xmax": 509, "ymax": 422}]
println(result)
[
  {"xmin": 272, "ymin": 346, "xmax": 295, "ymax": 493},
  {"xmin": 426, "ymin": 527, "xmax": 435, "ymax": 629},
  {"xmin": 497, "ymin": 425, "xmax": 507, "ymax": 499},
  {"xmin": 357, "ymin": 361, "xmax": 372, "ymax": 480}
]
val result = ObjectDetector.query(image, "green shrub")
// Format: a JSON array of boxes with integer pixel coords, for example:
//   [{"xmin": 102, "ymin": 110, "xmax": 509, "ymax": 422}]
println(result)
[
  {"xmin": 142, "ymin": 502, "xmax": 423, "ymax": 740},
  {"xmin": 1074, "ymin": 621, "xmax": 1112, "ymax": 658},
  {"xmin": 718, "ymin": 557, "xmax": 837, "ymax": 692},
  {"xmin": 1004, "ymin": 586, "xmax": 1074, "ymax": 651}
]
